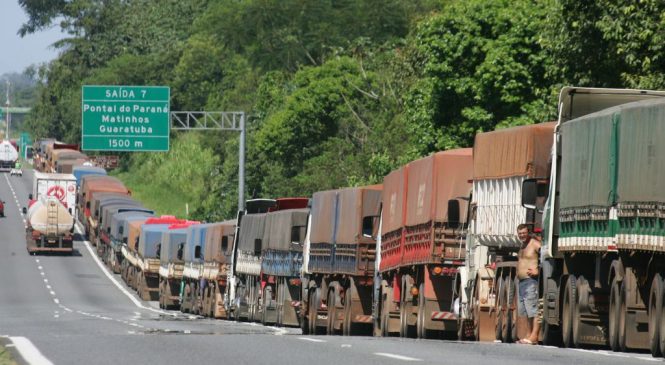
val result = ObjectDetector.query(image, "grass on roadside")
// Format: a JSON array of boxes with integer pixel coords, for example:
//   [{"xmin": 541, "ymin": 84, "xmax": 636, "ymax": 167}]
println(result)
[
  {"xmin": 111, "ymin": 170, "xmax": 192, "ymax": 219},
  {"xmin": 0, "ymin": 345, "xmax": 18, "ymax": 365}
]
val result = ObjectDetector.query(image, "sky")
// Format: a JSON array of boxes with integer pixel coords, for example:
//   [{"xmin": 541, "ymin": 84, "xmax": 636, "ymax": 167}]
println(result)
[{"xmin": 0, "ymin": 1, "xmax": 64, "ymax": 75}]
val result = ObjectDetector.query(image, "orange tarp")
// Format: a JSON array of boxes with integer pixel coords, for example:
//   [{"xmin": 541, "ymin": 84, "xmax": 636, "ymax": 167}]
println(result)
[{"xmin": 473, "ymin": 122, "xmax": 556, "ymax": 180}]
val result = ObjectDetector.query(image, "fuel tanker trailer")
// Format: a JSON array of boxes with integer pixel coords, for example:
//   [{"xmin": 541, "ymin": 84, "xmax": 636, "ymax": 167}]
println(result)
[{"xmin": 25, "ymin": 196, "xmax": 75, "ymax": 254}]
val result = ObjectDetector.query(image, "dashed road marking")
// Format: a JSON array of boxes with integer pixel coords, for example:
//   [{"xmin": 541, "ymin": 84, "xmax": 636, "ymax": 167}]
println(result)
[
  {"xmin": 374, "ymin": 353, "xmax": 423, "ymax": 362},
  {"xmin": 298, "ymin": 337, "xmax": 326, "ymax": 343}
]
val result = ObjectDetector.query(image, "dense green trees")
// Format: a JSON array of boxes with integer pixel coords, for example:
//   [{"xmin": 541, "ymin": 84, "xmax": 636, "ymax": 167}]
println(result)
[{"xmin": 19, "ymin": 0, "xmax": 665, "ymax": 219}]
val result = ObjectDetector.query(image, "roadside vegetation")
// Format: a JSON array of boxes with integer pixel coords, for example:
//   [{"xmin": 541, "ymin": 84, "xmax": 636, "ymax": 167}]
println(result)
[{"xmin": 19, "ymin": 0, "xmax": 665, "ymax": 220}]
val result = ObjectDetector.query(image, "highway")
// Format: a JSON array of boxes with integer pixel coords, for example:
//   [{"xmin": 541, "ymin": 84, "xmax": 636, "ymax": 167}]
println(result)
[{"xmin": 0, "ymin": 169, "xmax": 661, "ymax": 365}]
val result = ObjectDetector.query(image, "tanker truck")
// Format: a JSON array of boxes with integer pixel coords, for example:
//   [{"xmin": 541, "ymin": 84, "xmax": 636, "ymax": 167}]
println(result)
[
  {"xmin": 521, "ymin": 87, "xmax": 665, "ymax": 357},
  {"xmin": 24, "ymin": 196, "xmax": 75, "ymax": 254},
  {"xmin": 0, "ymin": 140, "xmax": 19, "ymax": 171}
]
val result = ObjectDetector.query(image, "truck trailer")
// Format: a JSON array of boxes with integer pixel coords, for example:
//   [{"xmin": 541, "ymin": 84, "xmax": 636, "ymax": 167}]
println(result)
[
  {"xmin": 526, "ymin": 87, "xmax": 665, "ymax": 357},
  {"xmin": 302, "ymin": 186, "xmax": 382, "ymax": 335},
  {"xmin": 457, "ymin": 122, "xmax": 555, "ymax": 342},
  {"xmin": 377, "ymin": 149, "xmax": 473, "ymax": 339}
]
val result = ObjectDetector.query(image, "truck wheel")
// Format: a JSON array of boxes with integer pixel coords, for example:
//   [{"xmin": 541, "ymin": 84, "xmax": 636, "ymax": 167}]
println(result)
[
  {"xmin": 416, "ymin": 282, "xmax": 428, "ymax": 339},
  {"xmin": 609, "ymin": 277, "xmax": 621, "ymax": 351},
  {"xmin": 561, "ymin": 275, "xmax": 576, "ymax": 348},
  {"xmin": 327, "ymin": 289, "xmax": 337, "ymax": 335},
  {"xmin": 261, "ymin": 286, "xmax": 270, "ymax": 326},
  {"xmin": 501, "ymin": 276, "xmax": 515, "ymax": 343},
  {"xmin": 649, "ymin": 274, "xmax": 663, "ymax": 357},
  {"xmin": 300, "ymin": 289, "xmax": 310, "ymax": 335},
  {"xmin": 399, "ymin": 276, "xmax": 415, "ymax": 338},
  {"xmin": 495, "ymin": 276, "xmax": 505, "ymax": 342},
  {"xmin": 308, "ymin": 288, "xmax": 321, "ymax": 335},
  {"xmin": 572, "ymin": 276, "xmax": 588, "ymax": 348},
  {"xmin": 510, "ymin": 276, "xmax": 519, "ymax": 342},
  {"xmin": 619, "ymin": 280, "xmax": 628, "ymax": 351},
  {"xmin": 379, "ymin": 284, "xmax": 392, "ymax": 337}
]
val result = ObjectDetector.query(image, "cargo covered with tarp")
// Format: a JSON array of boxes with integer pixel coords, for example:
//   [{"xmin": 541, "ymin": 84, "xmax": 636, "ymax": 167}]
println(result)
[
  {"xmin": 264, "ymin": 209, "xmax": 309, "ymax": 251},
  {"xmin": 138, "ymin": 224, "xmax": 170, "ymax": 259},
  {"xmin": 559, "ymin": 113, "xmax": 614, "ymax": 211},
  {"xmin": 262, "ymin": 208, "xmax": 309, "ymax": 277},
  {"xmin": 160, "ymin": 228, "xmax": 189, "ymax": 265},
  {"xmin": 473, "ymin": 122, "xmax": 555, "ymax": 180},
  {"xmin": 309, "ymin": 190, "xmax": 337, "ymax": 245},
  {"xmin": 379, "ymin": 167, "xmax": 407, "ymax": 272},
  {"xmin": 405, "ymin": 149, "xmax": 473, "ymax": 227},
  {"xmin": 72, "ymin": 166, "xmax": 106, "ymax": 186},
  {"xmin": 308, "ymin": 186, "xmax": 382, "ymax": 275},
  {"xmin": 110, "ymin": 211, "xmax": 153, "ymax": 244},
  {"xmin": 204, "ymin": 220, "xmax": 236, "ymax": 264},
  {"xmin": 616, "ymin": 98, "xmax": 665, "ymax": 204},
  {"xmin": 472, "ymin": 123, "xmax": 555, "ymax": 250},
  {"xmin": 558, "ymin": 98, "xmax": 665, "ymax": 252},
  {"xmin": 381, "ymin": 149, "xmax": 473, "ymax": 271},
  {"xmin": 237, "ymin": 213, "xmax": 267, "ymax": 254}
]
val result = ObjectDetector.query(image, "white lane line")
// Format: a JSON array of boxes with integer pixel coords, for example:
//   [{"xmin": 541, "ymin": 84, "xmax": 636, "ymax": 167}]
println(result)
[
  {"xmin": 298, "ymin": 337, "xmax": 327, "ymax": 343},
  {"xmin": 341, "ymin": 344, "xmax": 352, "ymax": 348},
  {"xmin": 49, "ymin": 291, "xmax": 56, "ymax": 296},
  {"xmin": 43, "ymin": 279, "xmax": 48, "ymax": 283},
  {"xmin": 74, "ymin": 222, "xmax": 174, "ymax": 317},
  {"xmin": 38, "ymin": 266, "xmax": 42, "ymax": 270},
  {"xmin": 46, "ymin": 285, "xmax": 51, "ymax": 290},
  {"xmin": 374, "ymin": 353, "xmax": 423, "ymax": 362},
  {"xmin": 53, "ymin": 299, "xmax": 59, "ymax": 304},
  {"xmin": 8, "ymin": 336, "xmax": 55, "ymax": 365}
]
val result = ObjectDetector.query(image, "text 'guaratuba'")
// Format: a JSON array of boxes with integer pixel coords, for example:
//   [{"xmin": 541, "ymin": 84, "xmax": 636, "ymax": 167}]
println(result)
[{"xmin": 81, "ymin": 86, "xmax": 170, "ymax": 152}]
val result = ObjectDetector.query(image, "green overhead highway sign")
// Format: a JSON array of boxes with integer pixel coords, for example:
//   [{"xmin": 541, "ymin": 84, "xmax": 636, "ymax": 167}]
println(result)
[{"xmin": 81, "ymin": 85, "xmax": 170, "ymax": 151}]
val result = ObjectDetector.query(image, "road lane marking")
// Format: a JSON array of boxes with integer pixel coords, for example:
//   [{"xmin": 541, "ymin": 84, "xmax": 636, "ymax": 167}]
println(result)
[
  {"xmin": 374, "ymin": 353, "xmax": 423, "ymax": 362},
  {"xmin": 298, "ymin": 337, "xmax": 326, "ymax": 343},
  {"xmin": 53, "ymin": 299, "xmax": 59, "ymax": 304},
  {"xmin": 49, "ymin": 291, "xmax": 56, "ymax": 296},
  {"xmin": 74, "ymin": 222, "xmax": 175, "ymax": 317},
  {"xmin": 8, "ymin": 336, "xmax": 55, "ymax": 365}
]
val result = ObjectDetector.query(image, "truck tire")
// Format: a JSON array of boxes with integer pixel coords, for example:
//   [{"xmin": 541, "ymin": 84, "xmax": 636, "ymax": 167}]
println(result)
[
  {"xmin": 495, "ymin": 276, "xmax": 505, "ymax": 342},
  {"xmin": 308, "ymin": 288, "xmax": 321, "ymax": 335},
  {"xmin": 417, "ymin": 282, "xmax": 426, "ymax": 339},
  {"xmin": 649, "ymin": 274, "xmax": 663, "ymax": 357},
  {"xmin": 619, "ymin": 279, "xmax": 628, "ymax": 352},
  {"xmin": 573, "ymin": 276, "xmax": 588, "ymax": 348},
  {"xmin": 561, "ymin": 275, "xmax": 576, "ymax": 348},
  {"xmin": 609, "ymin": 277, "xmax": 621, "ymax": 351},
  {"xmin": 327, "ymin": 289, "xmax": 337, "ymax": 335}
]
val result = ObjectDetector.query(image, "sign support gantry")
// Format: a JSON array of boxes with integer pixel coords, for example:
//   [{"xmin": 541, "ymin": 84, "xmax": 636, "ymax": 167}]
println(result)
[{"xmin": 171, "ymin": 111, "xmax": 246, "ymax": 212}]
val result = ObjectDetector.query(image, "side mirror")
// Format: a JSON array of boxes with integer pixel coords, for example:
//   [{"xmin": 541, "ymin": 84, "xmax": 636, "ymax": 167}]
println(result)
[
  {"xmin": 28, "ymin": 194, "xmax": 33, "ymax": 200},
  {"xmin": 521, "ymin": 179, "xmax": 538, "ymax": 210},
  {"xmin": 194, "ymin": 245, "xmax": 202, "ymax": 259},
  {"xmin": 22, "ymin": 207, "xmax": 27, "ymax": 214},
  {"xmin": 291, "ymin": 226, "xmax": 304, "ymax": 245},
  {"xmin": 362, "ymin": 216, "xmax": 375, "ymax": 238},
  {"xmin": 447, "ymin": 199, "xmax": 460, "ymax": 229},
  {"xmin": 254, "ymin": 238, "xmax": 262, "ymax": 255},
  {"xmin": 221, "ymin": 236, "xmax": 229, "ymax": 253}
]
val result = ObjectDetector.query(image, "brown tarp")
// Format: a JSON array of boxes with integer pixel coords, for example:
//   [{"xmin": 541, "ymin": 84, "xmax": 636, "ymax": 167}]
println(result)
[
  {"xmin": 127, "ymin": 220, "xmax": 143, "ymax": 252},
  {"xmin": 309, "ymin": 190, "xmax": 337, "ymax": 244},
  {"xmin": 237, "ymin": 213, "xmax": 267, "ymax": 252},
  {"xmin": 205, "ymin": 220, "xmax": 237, "ymax": 263},
  {"xmin": 473, "ymin": 122, "xmax": 556, "ymax": 180},
  {"xmin": 265, "ymin": 208, "xmax": 310, "ymax": 251},
  {"xmin": 405, "ymin": 148, "xmax": 473, "ymax": 226},
  {"xmin": 336, "ymin": 187, "xmax": 382, "ymax": 244},
  {"xmin": 381, "ymin": 167, "xmax": 406, "ymax": 235}
]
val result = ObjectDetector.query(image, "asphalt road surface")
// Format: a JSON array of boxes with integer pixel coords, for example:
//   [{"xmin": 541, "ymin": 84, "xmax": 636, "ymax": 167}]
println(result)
[{"xmin": 0, "ymin": 169, "xmax": 662, "ymax": 365}]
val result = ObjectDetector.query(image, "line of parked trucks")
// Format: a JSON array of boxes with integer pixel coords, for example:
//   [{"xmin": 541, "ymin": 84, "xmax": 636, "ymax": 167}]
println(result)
[{"xmin": 23, "ymin": 87, "xmax": 665, "ymax": 358}]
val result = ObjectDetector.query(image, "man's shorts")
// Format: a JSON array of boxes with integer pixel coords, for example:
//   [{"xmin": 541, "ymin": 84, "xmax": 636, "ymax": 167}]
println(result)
[{"xmin": 518, "ymin": 277, "xmax": 538, "ymax": 318}]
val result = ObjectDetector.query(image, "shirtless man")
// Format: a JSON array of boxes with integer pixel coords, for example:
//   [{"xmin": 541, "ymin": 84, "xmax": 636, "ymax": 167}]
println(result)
[{"xmin": 516, "ymin": 223, "xmax": 541, "ymax": 344}]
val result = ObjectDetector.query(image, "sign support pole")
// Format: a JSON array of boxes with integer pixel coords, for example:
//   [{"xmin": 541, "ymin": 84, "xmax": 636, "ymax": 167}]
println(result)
[{"xmin": 238, "ymin": 114, "xmax": 245, "ymax": 212}]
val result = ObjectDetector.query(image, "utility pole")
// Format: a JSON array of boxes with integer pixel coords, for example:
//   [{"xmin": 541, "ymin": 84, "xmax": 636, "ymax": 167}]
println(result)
[{"xmin": 5, "ymin": 80, "xmax": 10, "ymax": 140}]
